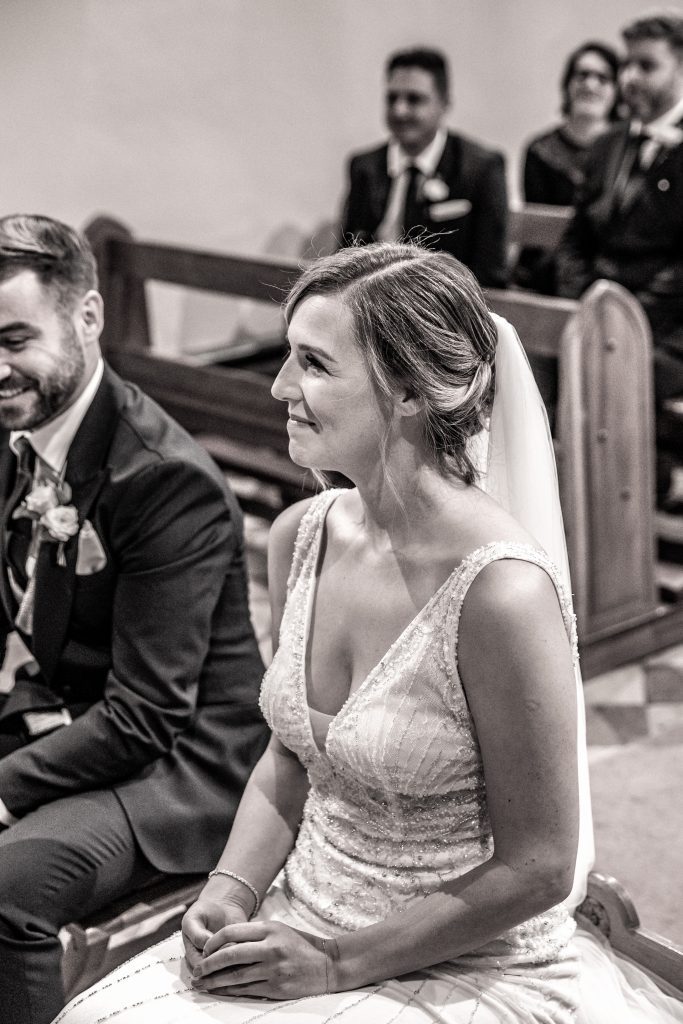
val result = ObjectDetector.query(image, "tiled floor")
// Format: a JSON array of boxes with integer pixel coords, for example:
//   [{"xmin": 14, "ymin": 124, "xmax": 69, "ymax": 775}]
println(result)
[{"xmin": 583, "ymin": 643, "xmax": 683, "ymax": 946}]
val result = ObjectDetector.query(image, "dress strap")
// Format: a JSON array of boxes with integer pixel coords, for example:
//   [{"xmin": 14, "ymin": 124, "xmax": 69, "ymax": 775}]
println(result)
[
  {"xmin": 446, "ymin": 541, "xmax": 579, "ymax": 666},
  {"xmin": 285, "ymin": 489, "xmax": 343, "ymax": 597}
]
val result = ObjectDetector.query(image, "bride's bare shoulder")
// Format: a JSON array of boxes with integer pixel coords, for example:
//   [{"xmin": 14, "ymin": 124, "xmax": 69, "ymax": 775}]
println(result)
[{"xmin": 445, "ymin": 486, "xmax": 539, "ymax": 558}]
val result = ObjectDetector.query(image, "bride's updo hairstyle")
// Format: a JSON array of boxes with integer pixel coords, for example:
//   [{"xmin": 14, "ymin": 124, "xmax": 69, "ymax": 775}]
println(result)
[{"xmin": 284, "ymin": 243, "xmax": 497, "ymax": 484}]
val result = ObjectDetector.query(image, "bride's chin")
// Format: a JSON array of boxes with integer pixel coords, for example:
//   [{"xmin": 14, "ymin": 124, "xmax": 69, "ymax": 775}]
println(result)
[{"xmin": 287, "ymin": 443, "xmax": 319, "ymax": 471}]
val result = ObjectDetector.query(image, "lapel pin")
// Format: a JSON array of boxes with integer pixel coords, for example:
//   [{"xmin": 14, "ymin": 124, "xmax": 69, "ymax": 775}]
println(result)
[{"xmin": 657, "ymin": 179, "xmax": 670, "ymax": 192}]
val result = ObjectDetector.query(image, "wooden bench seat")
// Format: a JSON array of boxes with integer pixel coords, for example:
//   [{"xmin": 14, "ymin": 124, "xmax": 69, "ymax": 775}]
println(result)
[
  {"xmin": 59, "ymin": 870, "xmax": 683, "ymax": 1003},
  {"xmin": 577, "ymin": 873, "xmax": 683, "ymax": 1000}
]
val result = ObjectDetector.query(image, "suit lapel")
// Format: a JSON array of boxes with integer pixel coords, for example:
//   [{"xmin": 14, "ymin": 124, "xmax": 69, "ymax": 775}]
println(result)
[
  {"xmin": 433, "ymin": 133, "xmax": 462, "ymax": 193},
  {"xmin": 371, "ymin": 147, "xmax": 392, "ymax": 231},
  {"xmin": 0, "ymin": 440, "xmax": 19, "ymax": 621},
  {"xmin": 31, "ymin": 367, "xmax": 122, "ymax": 681},
  {"xmin": 617, "ymin": 122, "xmax": 683, "ymax": 217}
]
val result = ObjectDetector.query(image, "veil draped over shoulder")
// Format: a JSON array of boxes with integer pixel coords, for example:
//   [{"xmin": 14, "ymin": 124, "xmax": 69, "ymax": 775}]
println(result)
[
  {"xmin": 470, "ymin": 315, "xmax": 683, "ymax": 1023},
  {"xmin": 472, "ymin": 313, "xmax": 594, "ymax": 909}
]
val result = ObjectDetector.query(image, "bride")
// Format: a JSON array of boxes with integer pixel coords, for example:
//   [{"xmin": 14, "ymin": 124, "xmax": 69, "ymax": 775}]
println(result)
[{"xmin": 54, "ymin": 244, "xmax": 682, "ymax": 1023}]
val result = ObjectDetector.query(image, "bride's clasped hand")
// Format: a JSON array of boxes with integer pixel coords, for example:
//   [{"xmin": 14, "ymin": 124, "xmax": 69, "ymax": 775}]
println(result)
[{"xmin": 184, "ymin": 891, "xmax": 334, "ymax": 1000}]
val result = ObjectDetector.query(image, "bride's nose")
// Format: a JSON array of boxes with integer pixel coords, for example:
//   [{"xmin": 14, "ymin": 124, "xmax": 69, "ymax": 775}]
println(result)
[{"xmin": 271, "ymin": 351, "xmax": 299, "ymax": 402}]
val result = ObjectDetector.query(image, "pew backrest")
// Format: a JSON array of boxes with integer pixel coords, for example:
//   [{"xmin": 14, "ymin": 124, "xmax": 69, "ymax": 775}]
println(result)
[
  {"xmin": 508, "ymin": 203, "xmax": 572, "ymax": 252},
  {"xmin": 486, "ymin": 283, "xmax": 656, "ymax": 643},
  {"xmin": 85, "ymin": 217, "xmax": 658, "ymax": 646}
]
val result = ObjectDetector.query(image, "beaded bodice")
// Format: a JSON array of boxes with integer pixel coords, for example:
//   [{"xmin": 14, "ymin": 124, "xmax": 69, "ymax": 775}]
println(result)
[{"xmin": 259, "ymin": 490, "xmax": 578, "ymax": 963}]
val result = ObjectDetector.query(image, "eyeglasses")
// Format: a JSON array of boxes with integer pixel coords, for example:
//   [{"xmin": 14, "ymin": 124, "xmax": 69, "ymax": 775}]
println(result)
[{"xmin": 572, "ymin": 69, "xmax": 614, "ymax": 85}]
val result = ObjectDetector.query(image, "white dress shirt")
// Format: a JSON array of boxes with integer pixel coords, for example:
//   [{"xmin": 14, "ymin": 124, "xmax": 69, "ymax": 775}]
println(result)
[
  {"xmin": 635, "ymin": 92, "xmax": 683, "ymax": 169},
  {"xmin": 0, "ymin": 358, "xmax": 104, "ymax": 827},
  {"xmin": 376, "ymin": 128, "xmax": 448, "ymax": 242}
]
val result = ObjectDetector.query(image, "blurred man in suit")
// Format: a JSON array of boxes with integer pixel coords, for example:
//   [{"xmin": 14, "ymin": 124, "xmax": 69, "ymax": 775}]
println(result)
[
  {"xmin": 340, "ymin": 47, "xmax": 509, "ymax": 287},
  {"xmin": 0, "ymin": 214, "xmax": 268, "ymax": 1024},
  {"xmin": 556, "ymin": 15, "xmax": 683, "ymax": 507}
]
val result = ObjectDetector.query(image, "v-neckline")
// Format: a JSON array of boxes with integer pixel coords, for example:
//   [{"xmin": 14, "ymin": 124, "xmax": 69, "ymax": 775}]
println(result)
[{"xmin": 300, "ymin": 491, "xmax": 489, "ymax": 756}]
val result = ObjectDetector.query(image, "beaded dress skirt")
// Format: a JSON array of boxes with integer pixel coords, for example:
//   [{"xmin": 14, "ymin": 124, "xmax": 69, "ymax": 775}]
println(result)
[{"xmin": 55, "ymin": 492, "xmax": 680, "ymax": 1023}]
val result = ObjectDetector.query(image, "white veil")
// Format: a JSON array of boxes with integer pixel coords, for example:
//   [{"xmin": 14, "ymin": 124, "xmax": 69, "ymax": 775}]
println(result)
[{"xmin": 474, "ymin": 313, "xmax": 594, "ymax": 910}]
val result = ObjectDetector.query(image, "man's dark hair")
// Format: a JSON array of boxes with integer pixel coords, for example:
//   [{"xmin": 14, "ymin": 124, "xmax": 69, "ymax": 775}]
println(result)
[
  {"xmin": 622, "ymin": 14, "xmax": 683, "ymax": 56},
  {"xmin": 0, "ymin": 214, "xmax": 98, "ymax": 314},
  {"xmin": 386, "ymin": 48, "xmax": 450, "ymax": 102},
  {"xmin": 560, "ymin": 41, "xmax": 621, "ymax": 118}
]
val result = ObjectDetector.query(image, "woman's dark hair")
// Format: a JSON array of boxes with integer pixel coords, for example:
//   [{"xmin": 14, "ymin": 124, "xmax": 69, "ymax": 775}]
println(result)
[
  {"xmin": 284, "ymin": 243, "xmax": 497, "ymax": 486},
  {"xmin": 560, "ymin": 41, "xmax": 620, "ymax": 118}
]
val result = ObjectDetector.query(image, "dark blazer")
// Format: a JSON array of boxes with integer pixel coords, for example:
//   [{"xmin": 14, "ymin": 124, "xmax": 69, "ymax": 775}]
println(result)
[
  {"xmin": 0, "ymin": 366, "xmax": 268, "ymax": 872},
  {"xmin": 341, "ymin": 131, "xmax": 509, "ymax": 287},
  {"xmin": 555, "ymin": 121, "xmax": 683, "ymax": 359}
]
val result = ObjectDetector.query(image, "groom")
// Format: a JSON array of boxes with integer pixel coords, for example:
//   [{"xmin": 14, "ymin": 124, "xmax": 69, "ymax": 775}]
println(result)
[{"xmin": 0, "ymin": 214, "xmax": 269, "ymax": 1024}]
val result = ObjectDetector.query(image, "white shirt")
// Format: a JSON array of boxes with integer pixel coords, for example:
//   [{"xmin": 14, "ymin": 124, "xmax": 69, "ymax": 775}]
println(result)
[
  {"xmin": 635, "ymin": 93, "xmax": 683, "ymax": 169},
  {"xmin": 376, "ymin": 128, "xmax": 448, "ymax": 242},
  {"xmin": 9, "ymin": 358, "xmax": 104, "ymax": 476},
  {"xmin": 0, "ymin": 358, "xmax": 104, "ymax": 828}
]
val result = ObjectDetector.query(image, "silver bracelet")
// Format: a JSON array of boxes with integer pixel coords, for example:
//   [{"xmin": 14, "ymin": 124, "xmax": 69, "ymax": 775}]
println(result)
[{"xmin": 207, "ymin": 868, "xmax": 261, "ymax": 918}]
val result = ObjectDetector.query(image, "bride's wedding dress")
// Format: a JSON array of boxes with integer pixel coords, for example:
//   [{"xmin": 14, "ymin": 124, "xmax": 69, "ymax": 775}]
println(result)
[{"xmin": 53, "ymin": 491, "xmax": 682, "ymax": 1024}]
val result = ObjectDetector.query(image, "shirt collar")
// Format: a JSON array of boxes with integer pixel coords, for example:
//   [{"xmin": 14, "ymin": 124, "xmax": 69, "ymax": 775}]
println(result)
[
  {"xmin": 387, "ymin": 127, "xmax": 448, "ymax": 178},
  {"xmin": 633, "ymin": 93, "xmax": 683, "ymax": 139},
  {"xmin": 10, "ymin": 358, "xmax": 104, "ymax": 474}
]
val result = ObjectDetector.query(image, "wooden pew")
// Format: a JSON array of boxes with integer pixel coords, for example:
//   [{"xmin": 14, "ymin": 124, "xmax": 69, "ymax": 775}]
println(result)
[
  {"xmin": 577, "ymin": 873, "xmax": 683, "ymax": 1001},
  {"xmin": 85, "ymin": 216, "xmax": 315, "ymax": 518},
  {"xmin": 83, "ymin": 216, "xmax": 682, "ymax": 675},
  {"xmin": 59, "ymin": 869, "xmax": 683, "ymax": 1003},
  {"xmin": 483, "ymin": 283, "xmax": 679, "ymax": 674},
  {"xmin": 508, "ymin": 202, "xmax": 572, "ymax": 252}
]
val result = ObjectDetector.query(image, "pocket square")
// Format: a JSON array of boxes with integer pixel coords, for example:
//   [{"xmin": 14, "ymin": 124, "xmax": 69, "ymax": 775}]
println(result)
[
  {"xmin": 76, "ymin": 520, "xmax": 107, "ymax": 575},
  {"xmin": 429, "ymin": 199, "xmax": 472, "ymax": 222}
]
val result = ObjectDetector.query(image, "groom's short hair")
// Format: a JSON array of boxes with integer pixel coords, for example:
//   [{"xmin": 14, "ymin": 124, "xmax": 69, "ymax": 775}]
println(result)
[
  {"xmin": 622, "ymin": 14, "xmax": 683, "ymax": 57},
  {"xmin": 0, "ymin": 213, "xmax": 98, "ymax": 314},
  {"xmin": 386, "ymin": 48, "xmax": 450, "ymax": 102}
]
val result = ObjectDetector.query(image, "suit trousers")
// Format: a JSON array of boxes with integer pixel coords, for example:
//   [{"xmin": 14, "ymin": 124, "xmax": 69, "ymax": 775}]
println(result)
[{"xmin": 0, "ymin": 788, "xmax": 156, "ymax": 1024}]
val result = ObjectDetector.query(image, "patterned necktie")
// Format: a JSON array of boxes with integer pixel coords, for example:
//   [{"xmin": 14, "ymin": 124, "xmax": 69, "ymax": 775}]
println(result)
[
  {"xmin": 402, "ymin": 165, "xmax": 423, "ymax": 237},
  {"xmin": 6, "ymin": 438, "xmax": 37, "ymax": 608},
  {"xmin": 7, "ymin": 436, "xmax": 36, "ymax": 520}
]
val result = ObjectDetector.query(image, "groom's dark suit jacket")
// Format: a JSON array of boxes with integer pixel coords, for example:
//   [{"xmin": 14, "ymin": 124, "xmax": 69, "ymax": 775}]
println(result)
[
  {"xmin": 341, "ymin": 131, "xmax": 509, "ymax": 287},
  {"xmin": 556, "ymin": 120, "xmax": 683, "ymax": 369},
  {"xmin": 0, "ymin": 366, "xmax": 268, "ymax": 872}
]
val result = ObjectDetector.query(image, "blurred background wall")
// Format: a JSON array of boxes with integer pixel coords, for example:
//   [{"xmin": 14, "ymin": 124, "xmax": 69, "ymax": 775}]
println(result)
[{"xmin": 2, "ymin": 0, "xmax": 655, "ymax": 256}]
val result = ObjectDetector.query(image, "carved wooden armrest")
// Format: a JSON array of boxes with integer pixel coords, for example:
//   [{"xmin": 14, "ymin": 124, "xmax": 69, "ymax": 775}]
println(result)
[{"xmin": 576, "ymin": 871, "xmax": 683, "ymax": 999}]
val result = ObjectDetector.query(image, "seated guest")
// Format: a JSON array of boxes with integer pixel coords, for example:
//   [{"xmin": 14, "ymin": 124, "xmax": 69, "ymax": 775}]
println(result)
[
  {"xmin": 514, "ymin": 41, "xmax": 620, "ymax": 293},
  {"xmin": 56, "ymin": 244, "xmax": 682, "ymax": 1024},
  {"xmin": 340, "ymin": 47, "xmax": 509, "ymax": 286},
  {"xmin": 0, "ymin": 215, "xmax": 269, "ymax": 1024},
  {"xmin": 556, "ymin": 14, "xmax": 683, "ymax": 509}
]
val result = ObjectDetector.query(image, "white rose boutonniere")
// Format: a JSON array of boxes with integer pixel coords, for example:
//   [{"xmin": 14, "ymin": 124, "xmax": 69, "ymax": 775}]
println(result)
[
  {"xmin": 13, "ymin": 479, "xmax": 79, "ymax": 567},
  {"xmin": 24, "ymin": 484, "xmax": 59, "ymax": 516},
  {"xmin": 421, "ymin": 176, "xmax": 449, "ymax": 202},
  {"xmin": 41, "ymin": 505, "xmax": 80, "ymax": 544}
]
